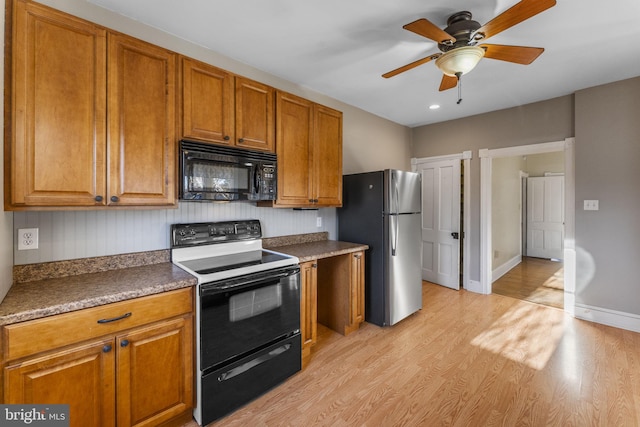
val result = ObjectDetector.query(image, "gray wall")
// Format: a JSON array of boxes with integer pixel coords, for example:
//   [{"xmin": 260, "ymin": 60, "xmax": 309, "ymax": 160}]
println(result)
[
  {"xmin": 413, "ymin": 95, "xmax": 574, "ymax": 284},
  {"xmin": 574, "ymin": 77, "xmax": 640, "ymax": 314},
  {"xmin": 413, "ymin": 77, "xmax": 640, "ymax": 316}
]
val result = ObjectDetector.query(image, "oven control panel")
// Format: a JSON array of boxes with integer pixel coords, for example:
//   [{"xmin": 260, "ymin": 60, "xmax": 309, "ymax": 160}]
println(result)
[{"xmin": 171, "ymin": 219, "xmax": 262, "ymax": 247}]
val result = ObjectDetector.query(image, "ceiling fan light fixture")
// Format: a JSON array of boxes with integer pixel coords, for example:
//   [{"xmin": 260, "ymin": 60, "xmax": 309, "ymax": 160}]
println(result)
[{"xmin": 435, "ymin": 46, "xmax": 485, "ymax": 77}]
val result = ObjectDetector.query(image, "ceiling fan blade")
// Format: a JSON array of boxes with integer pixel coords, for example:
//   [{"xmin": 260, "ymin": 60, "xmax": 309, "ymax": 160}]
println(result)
[
  {"xmin": 403, "ymin": 18, "xmax": 456, "ymax": 45},
  {"xmin": 439, "ymin": 74, "xmax": 458, "ymax": 91},
  {"xmin": 474, "ymin": 0, "xmax": 556, "ymax": 40},
  {"xmin": 480, "ymin": 44, "xmax": 544, "ymax": 64},
  {"xmin": 382, "ymin": 53, "xmax": 441, "ymax": 78}
]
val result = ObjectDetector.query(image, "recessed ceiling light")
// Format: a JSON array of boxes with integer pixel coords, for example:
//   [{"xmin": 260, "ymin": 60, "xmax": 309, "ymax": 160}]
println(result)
[{"xmin": 429, "ymin": 104, "xmax": 440, "ymax": 110}]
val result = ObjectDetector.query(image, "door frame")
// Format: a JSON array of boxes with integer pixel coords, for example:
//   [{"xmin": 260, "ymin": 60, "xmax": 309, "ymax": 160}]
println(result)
[
  {"xmin": 412, "ymin": 151, "xmax": 472, "ymax": 290},
  {"xmin": 479, "ymin": 138, "xmax": 575, "ymax": 315}
]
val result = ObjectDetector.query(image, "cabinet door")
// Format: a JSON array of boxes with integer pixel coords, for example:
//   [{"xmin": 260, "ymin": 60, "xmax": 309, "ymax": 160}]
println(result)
[
  {"xmin": 116, "ymin": 315, "xmax": 193, "ymax": 427},
  {"xmin": 4, "ymin": 338, "xmax": 116, "ymax": 427},
  {"xmin": 8, "ymin": 0, "xmax": 107, "ymax": 208},
  {"xmin": 275, "ymin": 91, "xmax": 314, "ymax": 206},
  {"xmin": 350, "ymin": 252, "xmax": 365, "ymax": 326},
  {"xmin": 313, "ymin": 104, "xmax": 343, "ymax": 207},
  {"xmin": 107, "ymin": 33, "xmax": 176, "ymax": 206},
  {"xmin": 180, "ymin": 57, "xmax": 234, "ymax": 144},
  {"xmin": 300, "ymin": 260, "xmax": 317, "ymax": 365},
  {"xmin": 235, "ymin": 77, "xmax": 275, "ymax": 152}
]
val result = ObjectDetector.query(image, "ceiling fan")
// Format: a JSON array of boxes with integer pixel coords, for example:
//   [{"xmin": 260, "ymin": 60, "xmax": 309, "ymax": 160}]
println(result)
[{"xmin": 383, "ymin": 0, "xmax": 556, "ymax": 98}]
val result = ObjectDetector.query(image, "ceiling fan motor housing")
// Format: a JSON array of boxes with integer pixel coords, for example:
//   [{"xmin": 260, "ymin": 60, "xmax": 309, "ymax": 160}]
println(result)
[{"xmin": 438, "ymin": 11, "xmax": 482, "ymax": 52}]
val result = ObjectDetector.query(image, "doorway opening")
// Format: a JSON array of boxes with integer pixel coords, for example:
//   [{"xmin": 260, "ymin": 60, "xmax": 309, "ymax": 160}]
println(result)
[
  {"xmin": 490, "ymin": 153, "xmax": 565, "ymax": 308},
  {"xmin": 479, "ymin": 138, "xmax": 575, "ymax": 315}
]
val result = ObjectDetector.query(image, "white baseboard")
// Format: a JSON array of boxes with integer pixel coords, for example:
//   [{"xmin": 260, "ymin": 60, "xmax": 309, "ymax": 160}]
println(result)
[
  {"xmin": 492, "ymin": 255, "xmax": 521, "ymax": 283},
  {"xmin": 466, "ymin": 279, "xmax": 485, "ymax": 294},
  {"xmin": 574, "ymin": 304, "xmax": 640, "ymax": 333}
]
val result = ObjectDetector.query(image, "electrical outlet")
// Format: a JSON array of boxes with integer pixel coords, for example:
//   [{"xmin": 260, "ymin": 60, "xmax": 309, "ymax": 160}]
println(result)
[
  {"xmin": 316, "ymin": 217, "xmax": 322, "ymax": 228},
  {"xmin": 18, "ymin": 228, "xmax": 39, "ymax": 250}
]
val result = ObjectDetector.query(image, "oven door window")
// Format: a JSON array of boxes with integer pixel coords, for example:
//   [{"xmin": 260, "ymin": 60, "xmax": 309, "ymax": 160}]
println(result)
[{"xmin": 200, "ymin": 269, "xmax": 300, "ymax": 369}]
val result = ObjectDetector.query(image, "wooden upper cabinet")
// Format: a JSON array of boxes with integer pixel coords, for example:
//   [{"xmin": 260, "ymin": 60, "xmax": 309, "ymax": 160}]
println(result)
[
  {"xmin": 275, "ymin": 92, "xmax": 314, "ymax": 206},
  {"xmin": 313, "ymin": 104, "xmax": 343, "ymax": 207},
  {"xmin": 235, "ymin": 76, "xmax": 275, "ymax": 152},
  {"xmin": 179, "ymin": 60, "xmax": 275, "ymax": 152},
  {"xmin": 6, "ymin": 0, "xmax": 107, "ymax": 208},
  {"xmin": 274, "ymin": 91, "xmax": 343, "ymax": 207},
  {"xmin": 180, "ymin": 57, "xmax": 234, "ymax": 145},
  {"xmin": 5, "ymin": 1, "xmax": 176, "ymax": 209},
  {"xmin": 107, "ymin": 33, "xmax": 176, "ymax": 206}
]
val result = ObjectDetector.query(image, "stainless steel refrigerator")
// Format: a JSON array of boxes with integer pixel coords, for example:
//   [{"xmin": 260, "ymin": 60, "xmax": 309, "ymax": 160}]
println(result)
[{"xmin": 338, "ymin": 169, "xmax": 422, "ymax": 326}]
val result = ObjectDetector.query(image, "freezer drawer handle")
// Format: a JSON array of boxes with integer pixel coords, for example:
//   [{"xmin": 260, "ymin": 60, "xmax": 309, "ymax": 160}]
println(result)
[
  {"xmin": 217, "ymin": 343, "xmax": 292, "ymax": 382},
  {"xmin": 451, "ymin": 232, "xmax": 459, "ymax": 240}
]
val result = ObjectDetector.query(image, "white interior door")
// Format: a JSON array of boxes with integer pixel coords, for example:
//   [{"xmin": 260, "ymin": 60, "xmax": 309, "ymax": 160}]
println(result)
[
  {"xmin": 526, "ymin": 176, "xmax": 564, "ymax": 260},
  {"xmin": 420, "ymin": 159, "xmax": 461, "ymax": 289}
]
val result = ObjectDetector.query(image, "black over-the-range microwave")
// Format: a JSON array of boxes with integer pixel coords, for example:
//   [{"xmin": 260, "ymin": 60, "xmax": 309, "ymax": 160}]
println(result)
[{"xmin": 179, "ymin": 140, "xmax": 277, "ymax": 201}]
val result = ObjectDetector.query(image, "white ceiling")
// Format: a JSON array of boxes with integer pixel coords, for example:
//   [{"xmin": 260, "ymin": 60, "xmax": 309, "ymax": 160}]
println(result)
[{"xmin": 88, "ymin": 0, "xmax": 640, "ymax": 128}]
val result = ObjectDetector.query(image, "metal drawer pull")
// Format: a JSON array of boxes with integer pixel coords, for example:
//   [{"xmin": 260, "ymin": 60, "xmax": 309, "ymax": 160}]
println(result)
[
  {"xmin": 97, "ymin": 312, "xmax": 132, "ymax": 324},
  {"xmin": 218, "ymin": 343, "xmax": 292, "ymax": 382}
]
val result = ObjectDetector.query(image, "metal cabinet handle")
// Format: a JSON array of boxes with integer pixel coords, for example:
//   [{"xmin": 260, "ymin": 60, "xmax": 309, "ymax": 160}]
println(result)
[
  {"xmin": 102, "ymin": 344, "xmax": 112, "ymax": 353},
  {"xmin": 110, "ymin": 196, "xmax": 119, "ymax": 203},
  {"xmin": 97, "ymin": 312, "xmax": 131, "ymax": 324},
  {"xmin": 223, "ymin": 135, "xmax": 230, "ymax": 141},
  {"xmin": 238, "ymin": 138, "xmax": 244, "ymax": 143},
  {"xmin": 120, "ymin": 339, "xmax": 129, "ymax": 348},
  {"xmin": 95, "ymin": 195, "xmax": 103, "ymax": 202}
]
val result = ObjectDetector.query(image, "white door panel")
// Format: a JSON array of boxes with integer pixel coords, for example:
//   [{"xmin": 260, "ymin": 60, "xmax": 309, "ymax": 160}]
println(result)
[
  {"xmin": 420, "ymin": 159, "xmax": 460, "ymax": 289},
  {"xmin": 526, "ymin": 176, "xmax": 564, "ymax": 259}
]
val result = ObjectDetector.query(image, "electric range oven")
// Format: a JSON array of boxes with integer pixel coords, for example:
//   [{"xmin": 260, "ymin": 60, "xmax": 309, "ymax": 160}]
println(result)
[{"xmin": 171, "ymin": 220, "xmax": 301, "ymax": 425}]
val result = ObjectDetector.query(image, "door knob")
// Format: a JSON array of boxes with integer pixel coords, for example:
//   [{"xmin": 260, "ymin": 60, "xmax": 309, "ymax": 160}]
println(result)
[{"xmin": 451, "ymin": 232, "xmax": 459, "ymax": 240}]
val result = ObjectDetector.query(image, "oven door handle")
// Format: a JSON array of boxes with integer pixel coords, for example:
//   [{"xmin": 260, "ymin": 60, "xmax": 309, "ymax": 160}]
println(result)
[
  {"xmin": 217, "ymin": 343, "xmax": 292, "ymax": 382},
  {"xmin": 200, "ymin": 267, "xmax": 299, "ymax": 296}
]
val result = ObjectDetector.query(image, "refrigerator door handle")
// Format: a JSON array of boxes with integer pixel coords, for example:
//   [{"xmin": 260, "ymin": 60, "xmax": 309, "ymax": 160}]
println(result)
[
  {"xmin": 393, "ymin": 173, "xmax": 399, "ymax": 215},
  {"xmin": 391, "ymin": 214, "xmax": 398, "ymax": 256}
]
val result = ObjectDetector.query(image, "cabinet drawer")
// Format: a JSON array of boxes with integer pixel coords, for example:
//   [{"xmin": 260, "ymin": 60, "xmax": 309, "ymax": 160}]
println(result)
[{"xmin": 3, "ymin": 288, "xmax": 193, "ymax": 361}]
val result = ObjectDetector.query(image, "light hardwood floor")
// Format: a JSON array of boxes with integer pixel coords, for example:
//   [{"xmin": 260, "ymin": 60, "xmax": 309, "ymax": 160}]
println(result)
[
  {"xmin": 185, "ymin": 282, "xmax": 640, "ymax": 426},
  {"xmin": 492, "ymin": 256, "xmax": 564, "ymax": 309}
]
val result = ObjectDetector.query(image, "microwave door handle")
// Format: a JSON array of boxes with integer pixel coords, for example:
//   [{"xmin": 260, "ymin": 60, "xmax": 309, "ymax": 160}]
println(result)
[{"xmin": 254, "ymin": 164, "xmax": 260, "ymax": 194}]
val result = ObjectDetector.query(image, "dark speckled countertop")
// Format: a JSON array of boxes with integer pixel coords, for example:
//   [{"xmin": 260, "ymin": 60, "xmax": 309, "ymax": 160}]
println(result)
[
  {"xmin": 263, "ymin": 232, "xmax": 368, "ymax": 262},
  {"xmin": 0, "ymin": 252, "xmax": 196, "ymax": 327}
]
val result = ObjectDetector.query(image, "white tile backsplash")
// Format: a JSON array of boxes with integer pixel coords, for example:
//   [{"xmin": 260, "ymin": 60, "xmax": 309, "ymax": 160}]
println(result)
[{"xmin": 13, "ymin": 202, "xmax": 337, "ymax": 265}]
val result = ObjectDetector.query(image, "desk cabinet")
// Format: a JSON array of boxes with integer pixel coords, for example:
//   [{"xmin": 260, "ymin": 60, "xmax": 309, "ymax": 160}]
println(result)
[{"xmin": 317, "ymin": 251, "xmax": 365, "ymax": 336}]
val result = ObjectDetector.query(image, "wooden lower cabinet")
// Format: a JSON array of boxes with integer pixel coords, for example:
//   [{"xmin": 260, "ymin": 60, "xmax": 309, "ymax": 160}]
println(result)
[
  {"xmin": 116, "ymin": 316, "xmax": 192, "ymax": 427},
  {"xmin": 300, "ymin": 260, "xmax": 317, "ymax": 368},
  {"xmin": 5, "ymin": 338, "xmax": 116, "ymax": 426},
  {"xmin": 2, "ymin": 289, "xmax": 194, "ymax": 427}
]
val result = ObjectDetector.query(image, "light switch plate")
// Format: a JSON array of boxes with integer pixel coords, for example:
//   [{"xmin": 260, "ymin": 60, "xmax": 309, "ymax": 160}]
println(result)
[{"xmin": 584, "ymin": 200, "xmax": 599, "ymax": 211}]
